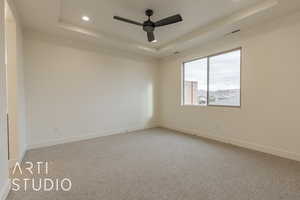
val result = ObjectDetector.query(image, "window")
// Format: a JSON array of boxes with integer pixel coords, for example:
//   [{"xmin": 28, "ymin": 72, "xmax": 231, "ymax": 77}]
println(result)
[{"xmin": 183, "ymin": 48, "xmax": 241, "ymax": 107}]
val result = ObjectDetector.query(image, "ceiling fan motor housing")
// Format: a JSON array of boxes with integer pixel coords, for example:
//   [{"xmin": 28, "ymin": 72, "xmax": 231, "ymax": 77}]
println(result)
[
  {"xmin": 143, "ymin": 20, "xmax": 155, "ymax": 32},
  {"xmin": 143, "ymin": 9, "xmax": 155, "ymax": 32}
]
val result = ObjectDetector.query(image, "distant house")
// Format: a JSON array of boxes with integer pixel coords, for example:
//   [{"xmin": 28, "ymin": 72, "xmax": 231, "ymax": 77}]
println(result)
[{"xmin": 184, "ymin": 81, "xmax": 198, "ymax": 105}]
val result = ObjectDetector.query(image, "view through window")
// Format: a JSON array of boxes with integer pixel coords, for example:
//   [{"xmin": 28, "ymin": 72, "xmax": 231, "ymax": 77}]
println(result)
[
  {"xmin": 183, "ymin": 58, "xmax": 207, "ymax": 105},
  {"xmin": 183, "ymin": 48, "xmax": 241, "ymax": 107}
]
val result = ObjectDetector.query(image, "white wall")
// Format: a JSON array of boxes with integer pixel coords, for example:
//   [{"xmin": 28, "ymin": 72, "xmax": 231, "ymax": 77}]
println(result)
[
  {"xmin": 159, "ymin": 11, "xmax": 300, "ymax": 161},
  {"xmin": 0, "ymin": 0, "xmax": 26, "ymax": 197},
  {"xmin": 5, "ymin": 0, "xmax": 26, "ymax": 166},
  {"xmin": 12, "ymin": 0, "xmax": 27, "ymax": 161},
  {"xmin": 0, "ymin": 0, "xmax": 9, "ymax": 198},
  {"xmin": 24, "ymin": 31, "xmax": 159, "ymax": 148},
  {"xmin": 5, "ymin": 6, "xmax": 18, "ymax": 161}
]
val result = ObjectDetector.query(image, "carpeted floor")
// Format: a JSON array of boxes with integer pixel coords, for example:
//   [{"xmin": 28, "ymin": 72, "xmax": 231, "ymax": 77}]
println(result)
[{"xmin": 7, "ymin": 128, "xmax": 300, "ymax": 200}]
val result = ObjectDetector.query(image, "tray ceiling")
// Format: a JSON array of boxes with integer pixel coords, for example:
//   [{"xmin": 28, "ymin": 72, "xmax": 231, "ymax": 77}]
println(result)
[{"xmin": 14, "ymin": 0, "xmax": 300, "ymax": 57}]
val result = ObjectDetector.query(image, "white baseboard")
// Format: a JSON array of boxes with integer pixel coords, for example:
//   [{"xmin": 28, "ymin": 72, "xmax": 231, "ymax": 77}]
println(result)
[
  {"xmin": 27, "ymin": 123, "xmax": 158, "ymax": 150},
  {"xmin": 0, "ymin": 179, "xmax": 11, "ymax": 200},
  {"xmin": 162, "ymin": 124, "xmax": 300, "ymax": 162},
  {"xmin": 9, "ymin": 148, "xmax": 27, "ymax": 169}
]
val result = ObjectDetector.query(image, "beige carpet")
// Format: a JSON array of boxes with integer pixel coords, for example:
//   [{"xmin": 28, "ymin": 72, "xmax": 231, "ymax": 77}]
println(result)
[{"xmin": 7, "ymin": 128, "xmax": 300, "ymax": 200}]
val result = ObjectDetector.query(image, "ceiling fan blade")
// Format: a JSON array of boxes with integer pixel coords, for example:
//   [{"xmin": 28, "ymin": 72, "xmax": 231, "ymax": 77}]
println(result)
[
  {"xmin": 147, "ymin": 32, "xmax": 155, "ymax": 42},
  {"xmin": 155, "ymin": 14, "xmax": 182, "ymax": 27},
  {"xmin": 113, "ymin": 16, "xmax": 143, "ymax": 26}
]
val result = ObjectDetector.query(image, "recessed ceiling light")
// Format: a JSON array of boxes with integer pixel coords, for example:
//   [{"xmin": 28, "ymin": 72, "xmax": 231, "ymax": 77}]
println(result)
[
  {"xmin": 82, "ymin": 16, "xmax": 90, "ymax": 21},
  {"xmin": 151, "ymin": 40, "xmax": 157, "ymax": 43}
]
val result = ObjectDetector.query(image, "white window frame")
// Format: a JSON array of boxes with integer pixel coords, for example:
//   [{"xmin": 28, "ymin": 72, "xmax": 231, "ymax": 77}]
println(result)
[{"xmin": 182, "ymin": 47, "xmax": 242, "ymax": 108}]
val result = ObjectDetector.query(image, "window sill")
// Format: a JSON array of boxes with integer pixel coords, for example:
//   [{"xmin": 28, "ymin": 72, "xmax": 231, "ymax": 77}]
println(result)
[{"xmin": 181, "ymin": 104, "xmax": 241, "ymax": 109}]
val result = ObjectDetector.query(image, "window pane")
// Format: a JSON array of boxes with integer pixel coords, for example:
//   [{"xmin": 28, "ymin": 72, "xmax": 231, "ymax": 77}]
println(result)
[
  {"xmin": 208, "ymin": 50, "xmax": 241, "ymax": 106},
  {"xmin": 184, "ymin": 58, "xmax": 207, "ymax": 105}
]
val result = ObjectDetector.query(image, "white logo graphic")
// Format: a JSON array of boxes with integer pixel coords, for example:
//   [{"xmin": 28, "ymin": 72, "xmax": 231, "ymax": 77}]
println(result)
[{"xmin": 11, "ymin": 161, "xmax": 72, "ymax": 192}]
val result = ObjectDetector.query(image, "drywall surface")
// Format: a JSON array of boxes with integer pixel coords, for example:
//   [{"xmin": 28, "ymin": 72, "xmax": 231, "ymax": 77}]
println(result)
[
  {"xmin": 0, "ymin": 0, "xmax": 9, "ymax": 198},
  {"xmin": 24, "ymin": 31, "xmax": 159, "ymax": 148},
  {"xmin": 159, "ymin": 12, "xmax": 300, "ymax": 161},
  {"xmin": 6, "ymin": 0, "xmax": 27, "ymax": 165}
]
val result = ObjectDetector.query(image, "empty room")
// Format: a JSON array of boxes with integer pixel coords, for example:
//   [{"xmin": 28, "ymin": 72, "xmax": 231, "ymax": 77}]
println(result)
[{"xmin": 1, "ymin": 0, "xmax": 300, "ymax": 199}]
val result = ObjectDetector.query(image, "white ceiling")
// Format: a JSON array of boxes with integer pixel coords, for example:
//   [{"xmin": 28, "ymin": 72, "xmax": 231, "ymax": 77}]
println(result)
[
  {"xmin": 14, "ymin": 0, "xmax": 300, "ymax": 58},
  {"xmin": 60, "ymin": 0, "xmax": 261, "ymax": 46}
]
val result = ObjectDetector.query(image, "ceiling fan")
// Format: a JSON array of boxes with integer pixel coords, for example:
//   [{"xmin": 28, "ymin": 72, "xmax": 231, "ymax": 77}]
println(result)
[{"xmin": 113, "ymin": 9, "xmax": 183, "ymax": 42}]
